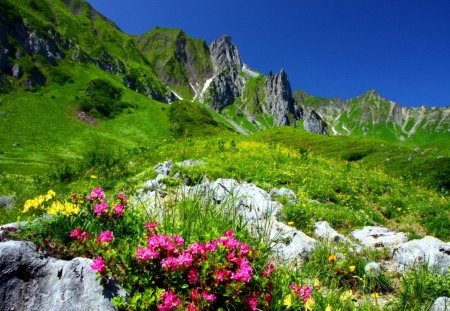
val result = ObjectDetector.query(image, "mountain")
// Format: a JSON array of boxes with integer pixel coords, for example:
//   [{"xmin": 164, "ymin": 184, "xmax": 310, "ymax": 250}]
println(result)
[
  {"xmin": 0, "ymin": 0, "xmax": 174, "ymax": 101},
  {"xmin": 295, "ymin": 89, "xmax": 450, "ymax": 145},
  {"xmin": 0, "ymin": 0, "xmax": 448, "ymax": 179}
]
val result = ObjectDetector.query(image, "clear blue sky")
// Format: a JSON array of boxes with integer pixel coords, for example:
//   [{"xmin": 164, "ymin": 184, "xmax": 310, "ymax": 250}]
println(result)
[{"xmin": 86, "ymin": 0, "xmax": 450, "ymax": 107}]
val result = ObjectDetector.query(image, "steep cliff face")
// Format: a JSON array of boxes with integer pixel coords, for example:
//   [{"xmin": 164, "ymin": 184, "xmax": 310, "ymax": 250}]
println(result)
[
  {"xmin": 203, "ymin": 35, "xmax": 244, "ymax": 111},
  {"xmin": 264, "ymin": 70, "xmax": 301, "ymax": 126},
  {"xmin": 303, "ymin": 109, "xmax": 328, "ymax": 135},
  {"xmin": 209, "ymin": 35, "xmax": 243, "ymax": 72}
]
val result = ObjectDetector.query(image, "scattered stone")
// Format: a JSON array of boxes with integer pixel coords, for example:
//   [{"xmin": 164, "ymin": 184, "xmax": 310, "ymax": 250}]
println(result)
[
  {"xmin": 430, "ymin": 297, "xmax": 450, "ymax": 311},
  {"xmin": 314, "ymin": 221, "xmax": 345, "ymax": 243},
  {"xmin": 350, "ymin": 226, "xmax": 408, "ymax": 249},
  {"xmin": 395, "ymin": 236, "xmax": 450, "ymax": 273},
  {"xmin": 0, "ymin": 240, "xmax": 125, "ymax": 310},
  {"xmin": 154, "ymin": 160, "xmax": 174, "ymax": 177},
  {"xmin": 0, "ymin": 195, "xmax": 15, "ymax": 209},
  {"xmin": 177, "ymin": 159, "xmax": 205, "ymax": 168},
  {"xmin": 269, "ymin": 187, "xmax": 298, "ymax": 204}
]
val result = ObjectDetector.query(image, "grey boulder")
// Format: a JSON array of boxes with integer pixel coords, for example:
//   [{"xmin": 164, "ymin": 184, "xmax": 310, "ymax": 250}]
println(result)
[
  {"xmin": 395, "ymin": 236, "xmax": 450, "ymax": 273},
  {"xmin": 350, "ymin": 226, "xmax": 408, "ymax": 249},
  {"xmin": 0, "ymin": 240, "xmax": 125, "ymax": 311},
  {"xmin": 430, "ymin": 297, "xmax": 450, "ymax": 311}
]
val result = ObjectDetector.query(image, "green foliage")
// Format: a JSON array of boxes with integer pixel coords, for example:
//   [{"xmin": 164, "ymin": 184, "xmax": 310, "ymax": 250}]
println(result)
[
  {"xmin": 390, "ymin": 264, "xmax": 450, "ymax": 310},
  {"xmin": 169, "ymin": 100, "xmax": 227, "ymax": 137},
  {"xmin": 81, "ymin": 79, "xmax": 128, "ymax": 118}
]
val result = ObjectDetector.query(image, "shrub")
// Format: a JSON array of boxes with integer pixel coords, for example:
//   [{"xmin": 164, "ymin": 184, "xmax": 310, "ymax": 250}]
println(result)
[{"xmin": 81, "ymin": 79, "xmax": 128, "ymax": 118}]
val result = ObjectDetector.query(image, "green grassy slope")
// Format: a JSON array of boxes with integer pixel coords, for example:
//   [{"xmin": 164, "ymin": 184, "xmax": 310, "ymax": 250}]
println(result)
[
  {"xmin": 135, "ymin": 27, "xmax": 213, "ymax": 99},
  {"xmin": 0, "ymin": 64, "xmax": 171, "ymax": 175}
]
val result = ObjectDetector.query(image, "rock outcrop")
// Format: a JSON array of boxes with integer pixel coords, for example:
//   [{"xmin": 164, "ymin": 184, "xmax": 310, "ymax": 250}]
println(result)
[
  {"xmin": 350, "ymin": 226, "xmax": 408, "ymax": 249},
  {"xmin": 0, "ymin": 240, "xmax": 125, "ymax": 311},
  {"xmin": 205, "ymin": 35, "xmax": 244, "ymax": 111},
  {"xmin": 430, "ymin": 297, "xmax": 450, "ymax": 311},
  {"xmin": 395, "ymin": 236, "xmax": 450, "ymax": 273},
  {"xmin": 303, "ymin": 109, "xmax": 328, "ymax": 135},
  {"xmin": 209, "ymin": 35, "xmax": 243, "ymax": 73},
  {"xmin": 134, "ymin": 160, "xmax": 317, "ymax": 263},
  {"xmin": 264, "ymin": 70, "xmax": 301, "ymax": 126}
]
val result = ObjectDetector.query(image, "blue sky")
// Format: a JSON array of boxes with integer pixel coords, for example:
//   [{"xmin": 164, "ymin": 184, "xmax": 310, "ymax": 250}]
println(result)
[{"xmin": 86, "ymin": 0, "xmax": 450, "ymax": 107}]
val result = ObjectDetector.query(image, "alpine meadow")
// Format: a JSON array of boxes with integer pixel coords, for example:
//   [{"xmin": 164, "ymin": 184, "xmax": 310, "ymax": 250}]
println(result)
[{"xmin": 0, "ymin": 1, "xmax": 449, "ymax": 310}]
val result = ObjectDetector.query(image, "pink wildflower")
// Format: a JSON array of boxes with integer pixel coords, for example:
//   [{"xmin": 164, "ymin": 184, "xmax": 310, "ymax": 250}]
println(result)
[
  {"xmin": 97, "ymin": 230, "xmax": 114, "ymax": 244},
  {"xmin": 70, "ymin": 227, "xmax": 82, "ymax": 239},
  {"xmin": 161, "ymin": 257, "xmax": 178, "ymax": 270},
  {"xmin": 188, "ymin": 268, "xmax": 199, "ymax": 284},
  {"xmin": 173, "ymin": 234, "xmax": 184, "ymax": 246},
  {"xmin": 190, "ymin": 288, "xmax": 200, "ymax": 302},
  {"xmin": 216, "ymin": 269, "xmax": 231, "ymax": 282},
  {"xmin": 224, "ymin": 229, "xmax": 234, "ymax": 237},
  {"xmin": 144, "ymin": 221, "xmax": 158, "ymax": 232},
  {"xmin": 262, "ymin": 262, "xmax": 275, "ymax": 277},
  {"xmin": 117, "ymin": 193, "xmax": 128, "ymax": 204},
  {"xmin": 201, "ymin": 291, "xmax": 216, "ymax": 302},
  {"xmin": 94, "ymin": 201, "xmax": 108, "ymax": 215},
  {"xmin": 231, "ymin": 258, "xmax": 253, "ymax": 283},
  {"xmin": 113, "ymin": 204, "xmax": 124, "ymax": 216},
  {"xmin": 87, "ymin": 187, "xmax": 105, "ymax": 200},
  {"xmin": 177, "ymin": 251, "xmax": 193, "ymax": 268},
  {"xmin": 290, "ymin": 284, "xmax": 313, "ymax": 302},
  {"xmin": 80, "ymin": 231, "xmax": 90, "ymax": 240},
  {"xmin": 187, "ymin": 303, "xmax": 198, "ymax": 311},
  {"xmin": 246, "ymin": 292, "xmax": 259, "ymax": 311},
  {"xmin": 158, "ymin": 290, "xmax": 180, "ymax": 311},
  {"xmin": 91, "ymin": 256, "xmax": 106, "ymax": 273},
  {"xmin": 135, "ymin": 246, "xmax": 160, "ymax": 261}
]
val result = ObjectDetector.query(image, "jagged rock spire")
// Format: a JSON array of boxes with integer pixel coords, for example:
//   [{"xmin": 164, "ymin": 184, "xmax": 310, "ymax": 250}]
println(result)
[{"xmin": 209, "ymin": 35, "xmax": 243, "ymax": 73}]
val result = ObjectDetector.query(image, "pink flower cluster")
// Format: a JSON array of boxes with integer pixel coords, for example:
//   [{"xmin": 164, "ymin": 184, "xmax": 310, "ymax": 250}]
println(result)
[
  {"xmin": 135, "ymin": 225, "xmax": 269, "ymax": 310},
  {"xmin": 69, "ymin": 227, "xmax": 90, "ymax": 240},
  {"xmin": 91, "ymin": 256, "xmax": 106, "ymax": 274},
  {"xmin": 97, "ymin": 230, "xmax": 114, "ymax": 244},
  {"xmin": 289, "ymin": 283, "xmax": 313, "ymax": 302},
  {"xmin": 158, "ymin": 290, "xmax": 181, "ymax": 311},
  {"xmin": 86, "ymin": 187, "xmax": 129, "ymax": 217}
]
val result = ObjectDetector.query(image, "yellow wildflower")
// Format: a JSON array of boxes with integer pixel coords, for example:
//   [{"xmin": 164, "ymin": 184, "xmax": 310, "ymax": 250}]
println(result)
[
  {"xmin": 283, "ymin": 294, "xmax": 292, "ymax": 308},
  {"xmin": 349, "ymin": 265, "xmax": 356, "ymax": 272},
  {"xmin": 340, "ymin": 290, "xmax": 353, "ymax": 302},
  {"xmin": 314, "ymin": 278, "xmax": 320, "ymax": 289},
  {"xmin": 325, "ymin": 305, "xmax": 333, "ymax": 311},
  {"xmin": 371, "ymin": 292, "xmax": 380, "ymax": 299},
  {"xmin": 287, "ymin": 221, "xmax": 295, "ymax": 226},
  {"xmin": 305, "ymin": 298, "xmax": 315, "ymax": 310},
  {"xmin": 328, "ymin": 254, "xmax": 336, "ymax": 263},
  {"xmin": 90, "ymin": 175, "xmax": 98, "ymax": 179}
]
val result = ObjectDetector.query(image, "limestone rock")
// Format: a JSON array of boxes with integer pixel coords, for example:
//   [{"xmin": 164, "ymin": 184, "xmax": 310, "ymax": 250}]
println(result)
[
  {"xmin": 395, "ymin": 236, "xmax": 450, "ymax": 273},
  {"xmin": 430, "ymin": 297, "xmax": 450, "ymax": 311},
  {"xmin": 314, "ymin": 221, "xmax": 345, "ymax": 243},
  {"xmin": 350, "ymin": 226, "xmax": 408, "ymax": 249},
  {"xmin": 303, "ymin": 109, "xmax": 328, "ymax": 135},
  {"xmin": 0, "ymin": 195, "xmax": 15, "ymax": 209},
  {"xmin": 154, "ymin": 160, "xmax": 174, "ymax": 177},
  {"xmin": 0, "ymin": 240, "xmax": 125, "ymax": 311},
  {"xmin": 264, "ymin": 70, "xmax": 300, "ymax": 126},
  {"xmin": 269, "ymin": 187, "xmax": 298, "ymax": 204},
  {"xmin": 177, "ymin": 159, "xmax": 206, "ymax": 168},
  {"xmin": 209, "ymin": 35, "xmax": 243, "ymax": 73},
  {"xmin": 205, "ymin": 67, "xmax": 242, "ymax": 111}
]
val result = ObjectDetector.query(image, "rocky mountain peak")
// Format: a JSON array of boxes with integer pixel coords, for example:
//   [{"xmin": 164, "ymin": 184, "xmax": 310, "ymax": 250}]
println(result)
[
  {"xmin": 209, "ymin": 35, "xmax": 243, "ymax": 73},
  {"xmin": 264, "ymin": 69, "xmax": 300, "ymax": 126}
]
